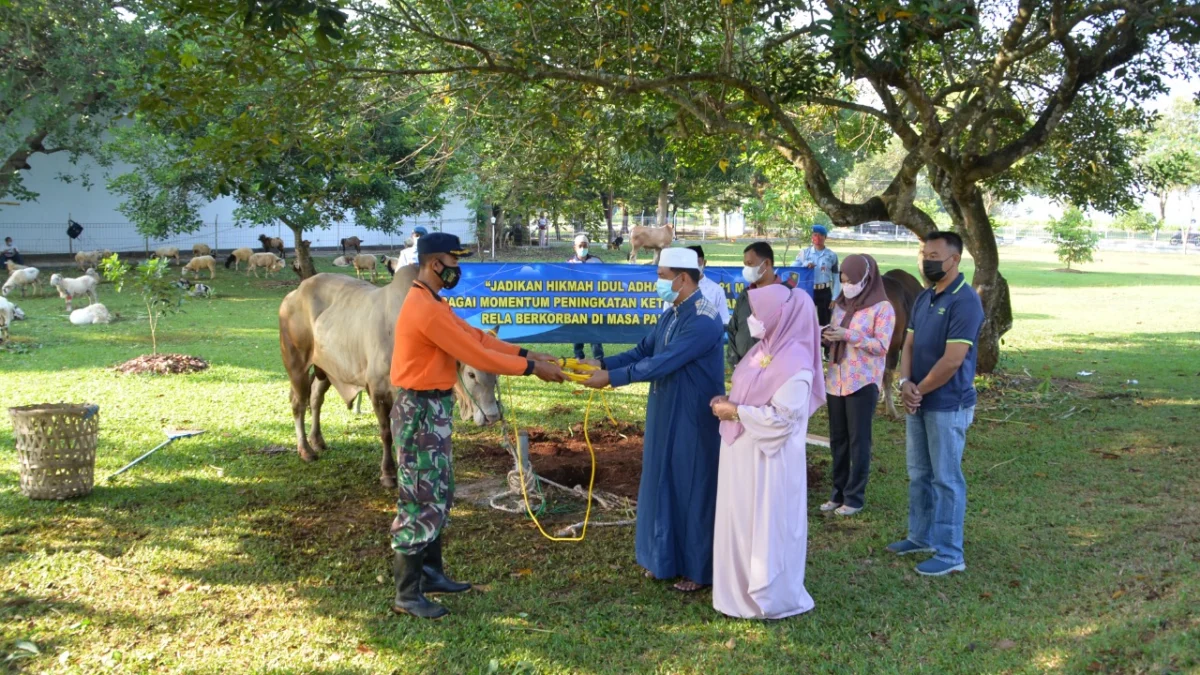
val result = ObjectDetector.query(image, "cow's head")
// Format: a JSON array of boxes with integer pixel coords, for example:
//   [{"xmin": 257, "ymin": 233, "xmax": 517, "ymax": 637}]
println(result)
[{"xmin": 456, "ymin": 364, "xmax": 501, "ymax": 426}]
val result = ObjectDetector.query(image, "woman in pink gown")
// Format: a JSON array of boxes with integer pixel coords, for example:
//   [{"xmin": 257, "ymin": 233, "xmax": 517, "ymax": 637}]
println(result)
[{"xmin": 709, "ymin": 284, "xmax": 826, "ymax": 619}]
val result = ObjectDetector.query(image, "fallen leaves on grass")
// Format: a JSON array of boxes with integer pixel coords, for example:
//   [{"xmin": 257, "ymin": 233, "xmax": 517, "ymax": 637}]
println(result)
[
  {"xmin": 994, "ymin": 639, "xmax": 1017, "ymax": 650},
  {"xmin": 115, "ymin": 353, "xmax": 209, "ymax": 375}
]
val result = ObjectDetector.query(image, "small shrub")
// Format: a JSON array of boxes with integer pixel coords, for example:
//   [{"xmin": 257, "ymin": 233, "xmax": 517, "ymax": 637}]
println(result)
[
  {"xmin": 1049, "ymin": 206, "xmax": 1100, "ymax": 270},
  {"xmin": 100, "ymin": 254, "xmax": 184, "ymax": 354}
]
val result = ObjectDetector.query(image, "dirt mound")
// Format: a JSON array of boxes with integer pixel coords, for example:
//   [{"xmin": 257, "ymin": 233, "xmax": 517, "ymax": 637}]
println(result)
[
  {"xmin": 115, "ymin": 353, "xmax": 209, "ymax": 375},
  {"xmin": 475, "ymin": 421, "xmax": 824, "ymax": 501}
]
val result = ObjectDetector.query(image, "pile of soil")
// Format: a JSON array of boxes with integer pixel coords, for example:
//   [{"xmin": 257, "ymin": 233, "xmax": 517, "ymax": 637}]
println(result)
[
  {"xmin": 476, "ymin": 421, "xmax": 825, "ymax": 501},
  {"xmin": 115, "ymin": 353, "xmax": 209, "ymax": 375}
]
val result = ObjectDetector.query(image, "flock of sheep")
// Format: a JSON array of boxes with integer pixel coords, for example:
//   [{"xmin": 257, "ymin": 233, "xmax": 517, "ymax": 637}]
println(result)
[{"xmin": 0, "ymin": 235, "xmax": 409, "ymax": 346}]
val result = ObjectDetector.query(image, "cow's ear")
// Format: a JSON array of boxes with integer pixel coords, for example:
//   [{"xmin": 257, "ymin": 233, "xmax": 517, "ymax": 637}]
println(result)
[{"xmin": 488, "ymin": 326, "xmax": 499, "ymax": 336}]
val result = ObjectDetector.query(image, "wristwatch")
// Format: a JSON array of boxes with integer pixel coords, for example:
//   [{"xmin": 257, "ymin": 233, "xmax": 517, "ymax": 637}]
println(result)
[{"xmin": 899, "ymin": 377, "xmax": 910, "ymax": 387}]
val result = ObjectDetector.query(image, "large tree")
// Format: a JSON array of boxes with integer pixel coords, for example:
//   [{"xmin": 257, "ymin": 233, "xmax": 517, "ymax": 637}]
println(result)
[
  {"xmin": 1138, "ymin": 96, "xmax": 1200, "ymax": 235},
  {"xmin": 1, "ymin": 0, "xmax": 154, "ymax": 202}
]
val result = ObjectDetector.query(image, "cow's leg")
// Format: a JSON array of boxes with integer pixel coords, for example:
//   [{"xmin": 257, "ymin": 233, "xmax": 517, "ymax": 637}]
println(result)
[
  {"xmin": 281, "ymin": 332, "xmax": 318, "ymax": 461},
  {"xmin": 372, "ymin": 389, "xmax": 398, "ymax": 489},
  {"xmin": 628, "ymin": 245, "xmax": 637, "ymax": 263},
  {"xmin": 308, "ymin": 368, "xmax": 331, "ymax": 452},
  {"xmin": 882, "ymin": 368, "xmax": 900, "ymax": 419}
]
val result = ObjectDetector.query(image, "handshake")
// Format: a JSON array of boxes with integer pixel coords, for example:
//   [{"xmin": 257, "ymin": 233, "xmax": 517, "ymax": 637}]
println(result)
[{"xmin": 527, "ymin": 354, "xmax": 611, "ymax": 389}]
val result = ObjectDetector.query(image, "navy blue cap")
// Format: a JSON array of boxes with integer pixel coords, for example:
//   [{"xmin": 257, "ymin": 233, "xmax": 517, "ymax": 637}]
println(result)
[
  {"xmin": 413, "ymin": 226, "xmax": 428, "ymax": 235},
  {"xmin": 417, "ymin": 232, "xmax": 473, "ymax": 257},
  {"xmin": 812, "ymin": 225, "xmax": 829, "ymax": 236}
]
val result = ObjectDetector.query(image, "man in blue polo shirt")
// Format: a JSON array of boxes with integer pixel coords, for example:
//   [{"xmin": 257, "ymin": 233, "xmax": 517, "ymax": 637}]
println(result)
[{"xmin": 887, "ymin": 231, "xmax": 984, "ymax": 576}]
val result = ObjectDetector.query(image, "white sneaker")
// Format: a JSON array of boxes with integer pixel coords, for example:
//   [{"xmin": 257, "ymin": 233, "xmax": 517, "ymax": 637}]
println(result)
[
  {"xmin": 819, "ymin": 501, "xmax": 841, "ymax": 512},
  {"xmin": 835, "ymin": 505, "xmax": 862, "ymax": 516}
]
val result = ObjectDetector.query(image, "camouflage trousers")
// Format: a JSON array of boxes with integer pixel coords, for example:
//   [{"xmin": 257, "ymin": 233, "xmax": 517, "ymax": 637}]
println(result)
[{"xmin": 389, "ymin": 389, "xmax": 455, "ymax": 555}]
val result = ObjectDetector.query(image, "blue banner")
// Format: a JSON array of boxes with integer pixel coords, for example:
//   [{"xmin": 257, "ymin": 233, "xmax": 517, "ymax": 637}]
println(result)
[{"xmin": 444, "ymin": 263, "xmax": 815, "ymax": 343}]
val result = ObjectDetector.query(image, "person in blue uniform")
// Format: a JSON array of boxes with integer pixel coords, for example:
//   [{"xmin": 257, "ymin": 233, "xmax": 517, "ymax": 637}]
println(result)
[
  {"xmin": 794, "ymin": 225, "xmax": 839, "ymax": 326},
  {"xmin": 581, "ymin": 246, "xmax": 725, "ymax": 592}
]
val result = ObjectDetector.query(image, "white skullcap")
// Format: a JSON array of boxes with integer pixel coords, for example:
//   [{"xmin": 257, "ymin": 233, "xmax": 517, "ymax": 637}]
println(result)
[
  {"xmin": 658, "ymin": 247, "xmax": 699, "ymax": 270},
  {"xmin": 574, "ymin": 233, "xmax": 590, "ymax": 245}
]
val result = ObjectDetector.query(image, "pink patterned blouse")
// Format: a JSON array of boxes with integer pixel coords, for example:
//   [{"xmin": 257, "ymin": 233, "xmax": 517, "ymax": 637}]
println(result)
[{"xmin": 825, "ymin": 300, "xmax": 896, "ymax": 397}]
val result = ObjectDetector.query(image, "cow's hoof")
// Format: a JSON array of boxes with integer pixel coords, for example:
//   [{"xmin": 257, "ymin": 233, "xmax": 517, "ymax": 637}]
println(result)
[
  {"xmin": 380, "ymin": 475, "xmax": 397, "ymax": 489},
  {"xmin": 308, "ymin": 435, "xmax": 327, "ymax": 452},
  {"xmin": 299, "ymin": 448, "xmax": 319, "ymax": 462}
]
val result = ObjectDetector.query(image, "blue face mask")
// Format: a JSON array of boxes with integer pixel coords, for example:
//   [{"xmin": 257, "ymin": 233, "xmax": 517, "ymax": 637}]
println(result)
[{"xmin": 656, "ymin": 277, "xmax": 679, "ymax": 304}]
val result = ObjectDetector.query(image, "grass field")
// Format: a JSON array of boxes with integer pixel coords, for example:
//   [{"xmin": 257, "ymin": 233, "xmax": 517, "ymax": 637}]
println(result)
[{"xmin": 1, "ymin": 241, "xmax": 1198, "ymax": 674}]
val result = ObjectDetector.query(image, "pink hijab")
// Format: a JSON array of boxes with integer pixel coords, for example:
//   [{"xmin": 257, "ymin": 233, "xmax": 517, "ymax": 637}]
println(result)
[{"xmin": 720, "ymin": 284, "xmax": 826, "ymax": 445}]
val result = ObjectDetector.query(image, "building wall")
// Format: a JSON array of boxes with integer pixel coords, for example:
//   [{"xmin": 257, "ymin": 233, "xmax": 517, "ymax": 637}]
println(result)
[{"xmin": 0, "ymin": 148, "xmax": 478, "ymax": 254}]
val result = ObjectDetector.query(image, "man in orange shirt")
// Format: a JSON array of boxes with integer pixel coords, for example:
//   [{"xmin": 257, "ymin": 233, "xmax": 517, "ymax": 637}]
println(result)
[{"xmin": 389, "ymin": 232, "xmax": 564, "ymax": 619}]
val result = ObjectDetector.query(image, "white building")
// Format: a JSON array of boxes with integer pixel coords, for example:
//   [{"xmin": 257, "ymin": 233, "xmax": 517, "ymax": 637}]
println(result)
[{"xmin": 0, "ymin": 149, "xmax": 478, "ymax": 255}]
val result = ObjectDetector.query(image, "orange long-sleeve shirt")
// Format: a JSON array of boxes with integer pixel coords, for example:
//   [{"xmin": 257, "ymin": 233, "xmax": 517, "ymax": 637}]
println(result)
[{"xmin": 390, "ymin": 282, "xmax": 533, "ymax": 390}]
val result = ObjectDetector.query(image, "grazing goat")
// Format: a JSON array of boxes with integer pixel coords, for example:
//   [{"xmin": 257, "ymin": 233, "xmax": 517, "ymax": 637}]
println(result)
[
  {"xmin": 0, "ymin": 296, "xmax": 13, "ymax": 343},
  {"xmin": 340, "ymin": 236, "xmax": 362, "ymax": 255},
  {"xmin": 628, "ymin": 223, "xmax": 675, "ymax": 264},
  {"xmin": 225, "ymin": 247, "xmax": 253, "ymax": 270},
  {"xmin": 190, "ymin": 283, "xmax": 213, "ymax": 298},
  {"xmin": 183, "ymin": 255, "xmax": 217, "ymax": 279},
  {"xmin": 192, "ymin": 243, "xmax": 212, "ymax": 257},
  {"xmin": 331, "ymin": 255, "xmax": 351, "ymax": 267},
  {"xmin": 49, "ymin": 272, "xmax": 100, "ymax": 312},
  {"xmin": 70, "ymin": 303, "xmax": 111, "ymax": 325},
  {"xmin": 258, "ymin": 234, "xmax": 285, "ymax": 256},
  {"xmin": 153, "ymin": 246, "xmax": 181, "ymax": 265},
  {"xmin": 352, "ymin": 254, "xmax": 378, "ymax": 282},
  {"xmin": 608, "ymin": 235, "xmax": 624, "ymax": 251},
  {"xmin": 246, "ymin": 252, "xmax": 286, "ymax": 278},
  {"xmin": 1, "ymin": 267, "xmax": 40, "ymax": 298},
  {"xmin": 75, "ymin": 249, "xmax": 111, "ymax": 271}
]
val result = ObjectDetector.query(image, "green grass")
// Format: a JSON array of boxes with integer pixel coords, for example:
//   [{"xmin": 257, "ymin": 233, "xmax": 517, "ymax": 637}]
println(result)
[{"xmin": 1, "ymin": 243, "xmax": 1198, "ymax": 674}]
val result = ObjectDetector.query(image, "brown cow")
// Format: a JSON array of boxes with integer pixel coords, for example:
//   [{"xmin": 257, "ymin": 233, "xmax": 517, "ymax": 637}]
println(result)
[
  {"xmin": 628, "ymin": 223, "xmax": 675, "ymax": 264},
  {"xmin": 278, "ymin": 264, "xmax": 502, "ymax": 487},
  {"xmin": 881, "ymin": 268, "xmax": 924, "ymax": 417}
]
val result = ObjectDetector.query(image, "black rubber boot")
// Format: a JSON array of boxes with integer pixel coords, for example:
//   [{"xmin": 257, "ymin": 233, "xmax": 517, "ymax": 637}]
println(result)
[
  {"xmin": 391, "ymin": 550, "xmax": 448, "ymax": 619},
  {"xmin": 422, "ymin": 535, "xmax": 472, "ymax": 594}
]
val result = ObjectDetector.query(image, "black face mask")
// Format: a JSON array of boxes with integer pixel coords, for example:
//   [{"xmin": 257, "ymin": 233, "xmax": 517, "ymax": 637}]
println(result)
[
  {"xmin": 437, "ymin": 261, "xmax": 461, "ymax": 289},
  {"xmin": 922, "ymin": 258, "xmax": 948, "ymax": 283}
]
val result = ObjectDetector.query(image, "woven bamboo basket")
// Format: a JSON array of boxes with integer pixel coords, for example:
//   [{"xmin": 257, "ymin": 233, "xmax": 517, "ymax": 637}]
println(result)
[{"xmin": 8, "ymin": 403, "xmax": 100, "ymax": 500}]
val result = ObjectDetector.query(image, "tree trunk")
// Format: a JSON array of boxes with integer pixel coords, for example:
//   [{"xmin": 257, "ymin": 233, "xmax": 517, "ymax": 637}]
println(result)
[
  {"xmin": 552, "ymin": 205, "xmax": 561, "ymax": 241},
  {"xmin": 284, "ymin": 221, "xmax": 316, "ymax": 278},
  {"xmin": 656, "ymin": 180, "xmax": 670, "ymax": 226},
  {"xmin": 944, "ymin": 183, "xmax": 1012, "ymax": 375},
  {"xmin": 601, "ymin": 188, "xmax": 615, "ymax": 244},
  {"xmin": 621, "ymin": 202, "xmax": 629, "ymax": 235}
]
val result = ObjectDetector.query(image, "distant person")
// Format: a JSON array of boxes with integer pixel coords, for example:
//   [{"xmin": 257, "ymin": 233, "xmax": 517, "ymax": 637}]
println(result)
[
  {"xmin": 888, "ymin": 231, "xmax": 984, "ymax": 577},
  {"xmin": 537, "ymin": 213, "xmax": 549, "ymax": 247},
  {"xmin": 566, "ymin": 234, "xmax": 604, "ymax": 361},
  {"xmin": 396, "ymin": 226, "xmax": 428, "ymax": 267},
  {"xmin": 794, "ymin": 225, "xmax": 838, "ymax": 326},
  {"xmin": 820, "ymin": 254, "xmax": 895, "ymax": 517},
  {"xmin": 663, "ymin": 246, "xmax": 730, "ymax": 326},
  {"xmin": 711, "ymin": 283, "xmax": 825, "ymax": 619},
  {"xmin": 727, "ymin": 242, "xmax": 796, "ymax": 367},
  {"xmin": 1, "ymin": 237, "xmax": 25, "ymax": 266}
]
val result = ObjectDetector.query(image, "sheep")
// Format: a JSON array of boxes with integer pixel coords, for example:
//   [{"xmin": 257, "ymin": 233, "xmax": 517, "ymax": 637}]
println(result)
[
  {"xmin": 182, "ymin": 255, "xmax": 217, "ymax": 279},
  {"xmin": 340, "ymin": 236, "xmax": 362, "ymax": 255},
  {"xmin": 192, "ymin": 243, "xmax": 212, "ymax": 257},
  {"xmin": 49, "ymin": 272, "xmax": 100, "ymax": 312},
  {"xmin": 331, "ymin": 255, "xmax": 351, "ymax": 267},
  {"xmin": 70, "ymin": 303, "xmax": 111, "ymax": 325},
  {"xmin": 1, "ymin": 267, "xmax": 40, "ymax": 298},
  {"xmin": 246, "ymin": 252, "xmax": 286, "ymax": 278},
  {"xmin": 225, "ymin": 247, "xmax": 253, "ymax": 270},
  {"xmin": 353, "ymin": 253, "xmax": 378, "ymax": 282},
  {"xmin": 5, "ymin": 260, "xmax": 27, "ymax": 274},
  {"xmin": 75, "ymin": 249, "xmax": 111, "ymax": 271},
  {"xmin": 258, "ymin": 234, "xmax": 285, "ymax": 256},
  {"xmin": 383, "ymin": 256, "xmax": 401, "ymax": 277},
  {"xmin": 0, "ymin": 296, "xmax": 13, "ymax": 343},
  {"xmin": 153, "ymin": 246, "xmax": 181, "ymax": 265}
]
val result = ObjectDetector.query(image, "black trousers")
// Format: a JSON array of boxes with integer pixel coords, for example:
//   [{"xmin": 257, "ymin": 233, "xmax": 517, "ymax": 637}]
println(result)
[
  {"xmin": 813, "ymin": 287, "xmax": 833, "ymax": 327},
  {"xmin": 827, "ymin": 383, "xmax": 878, "ymax": 509},
  {"xmin": 573, "ymin": 343, "xmax": 604, "ymax": 359},
  {"xmin": 1, "ymin": 252, "xmax": 24, "ymax": 265}
]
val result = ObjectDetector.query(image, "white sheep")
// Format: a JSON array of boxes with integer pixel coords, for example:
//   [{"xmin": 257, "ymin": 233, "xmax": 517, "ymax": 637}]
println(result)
[
  {"xmin": 246, "ymin": 252, "xmax": 286, "ymax": 278},
  {"xmin": 1, "ymin": 267, "xmax": 40, "ymax": 298},
  {"xmin": 192, "ymin": 243, "xmax": 212, "ymax": 257},
  {"xmin": 0, "ymin": 296, "xmax": 13, "ymax": 343},
  {"xmin": 49, "ymin": 272, "xmax": 99, "ymax": 312},
  {"xmin": 153, "ymin": 246, "xmax": 181, "ymax": 265},
  {"xmin": 331, "ymin": 255, "xmax": 351, "ymax": 267},
  {"xmin": 69, "ymin": 303, "xmax": 111, "ymax": 325},
  {"xmin": 75, "ymin": 249, "xmax": 111, "ymax": 270},
  {"xmin": 182, "ymin": 255, "xmax": 217, "ymax": 279}
]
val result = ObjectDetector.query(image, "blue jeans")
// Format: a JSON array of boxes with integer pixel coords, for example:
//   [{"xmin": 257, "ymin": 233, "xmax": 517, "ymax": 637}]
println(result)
[
  {"xmin": 906, "ymin": 406, "xmax": 974, "ymax": 565},
  {"xmin": 573, "ymin": 343, "xmax": 604, "ymax": 360}
]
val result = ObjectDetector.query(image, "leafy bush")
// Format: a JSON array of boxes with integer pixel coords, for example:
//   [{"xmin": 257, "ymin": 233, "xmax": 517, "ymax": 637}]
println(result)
[
  {"xmin": 1112, "ymin": 208, "xmax": 1160, "ymax": 233},
  {"xmin": 100, "ymin": 255, "xmax": 184, "ymax": 354}
]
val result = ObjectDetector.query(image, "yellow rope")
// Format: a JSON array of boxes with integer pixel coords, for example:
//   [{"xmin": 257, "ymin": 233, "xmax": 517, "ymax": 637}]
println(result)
[{"xmin": 500, "ymin": 358, "xmax": 616, "ymax": 542}]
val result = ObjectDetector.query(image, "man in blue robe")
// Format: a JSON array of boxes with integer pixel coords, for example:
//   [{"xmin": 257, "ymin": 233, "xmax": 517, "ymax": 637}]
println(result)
[{"xmin": 582, "ymin": 247, "xmax": 725, "ymax": 592}]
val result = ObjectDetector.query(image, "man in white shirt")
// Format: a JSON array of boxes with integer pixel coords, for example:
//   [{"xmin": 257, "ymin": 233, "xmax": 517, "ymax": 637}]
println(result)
[
  {"xmin": 663, "ymin": 245, "xmax": 730, "ymax": 325},
  {"xmin": 396, "ymin": 226, "xmax": 428, "ymax": 267}
]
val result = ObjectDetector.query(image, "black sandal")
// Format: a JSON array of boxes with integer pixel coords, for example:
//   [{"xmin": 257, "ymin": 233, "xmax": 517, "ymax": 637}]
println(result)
[{"xmin": 670, "ymin": 580, "xmax": 710, "ymax": 593}]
